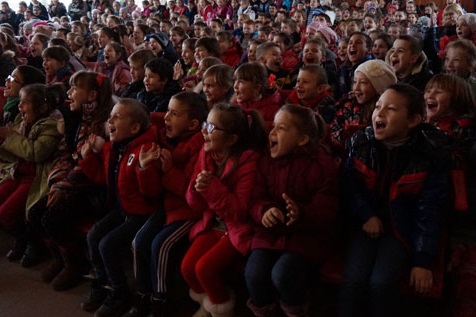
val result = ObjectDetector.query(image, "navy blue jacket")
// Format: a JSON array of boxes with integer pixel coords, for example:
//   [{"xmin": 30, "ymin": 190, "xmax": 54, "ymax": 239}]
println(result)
[{"xmin": 344, "ymin": 124, "xmax": 451, "ymax": 269}]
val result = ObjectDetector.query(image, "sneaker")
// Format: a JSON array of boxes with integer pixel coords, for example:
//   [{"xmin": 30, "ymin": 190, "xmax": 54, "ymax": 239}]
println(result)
[
  {"xmin": 6, "ymin": 239, "xmax": 26, "ymax": 261},
  {"xmin": 122, "ymin": 293, "xmax": 151, "ymax": 317},
  {"xmin": 94, "ymin": 287, "xmax": 130, "ymax": 317},
  {"xmin": 81, "ymin": 282, "xmax": 108, "ymax": 312}
]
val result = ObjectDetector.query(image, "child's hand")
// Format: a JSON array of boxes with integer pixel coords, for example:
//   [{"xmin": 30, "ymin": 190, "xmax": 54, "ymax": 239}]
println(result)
[
  {"xmin": 410, "ymin": 267, "xmax": 433, "ymax": 294},
  {"xmin": 173, "ymin": 61, "xmax": 184, "ymax": 80},
  {"xmin": 283, "ymin": 193, "xmax": 300, "ymax": 226},
  {"xmin": 0, "ymin": 124, "xmax": 13, "ymax": 139},
  {"xmin": 182, "ymin": 80, "xmax": 196, "ymax": 91},
  {"xmin": 81, "ymin": 133, "xmax": 97, "ymax": 158},
  {"xmin": 195, "ymin": 170, "xmax": 212, "ymax": 192},
  {"xmin": 139, "ymin": 142, "xmax": 161, "ymax": 169},
  {"xmin": 362, "ymin": 216, "xmax": 383, "ymax": 238},
  {"xmin": 262, "ymin": 207, "xmax": 285, "ymax": 228},
  {"xmin": 160, "ymin": 148, "xmax": 172, "ymax": 172}
]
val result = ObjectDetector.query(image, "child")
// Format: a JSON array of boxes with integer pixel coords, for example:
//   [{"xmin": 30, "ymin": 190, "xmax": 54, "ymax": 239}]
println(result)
[
  {"xmin": 42, "ymin": 45, "xmax": 74, "ymax": 86},
  {"xmin": 331, "ymin": 59, "xmax": 397, "ymax": 148},
  {"xmin": 444, "ymin": 39, "xmax": 476, "ymax": 95},
  {"xmin": 28, "ymin": 33, "xmax": 49, "ymax": 71},
  {"xmin": 216, "ymin": 31, "xmax": 242, "ymax": 68},
  {"xmin": 125, "ymin": 92, "xmax": 208, "ymax": 317},
  {"xmin": 96, "ymin": 27, "xmax": 120, "ymax": 62},
  {"xmin": 372, "ymin": 33, "xmax": 393, "ymax": 60},
  {"xmin": 340, "ymin": 83, "xmax": 450, "ymax": 317},
  {"xmin": 79, "ymin": 98, "xmax": 161, "ymax": 317},
  {"xmin": 119, "ymin": 49, "xmax": 156, "ymax": 99},
  {"xmin": 169, "ymin": 26, "xmax": 188, "ymax": 56},
  {"xmin": 256, "ymin": 42, "xmax": 293, "ymax": 90},
  {"xmin": 28, "ymin": 71, "xmax": 113, "ymax": 292},
  {"xmin": 181, "ymin": 103, "xmax": 268, "ymax": 317},
  {"xmin": 96, "ymin": 42, "xmax": 131, "ymax": 94},
  {"xmin": 138, "ymin": 58, "xmax": 181, "ymax": 113},
  {"xmin": 246, "ymin": 104, "xmax": 339, "ymax": 317},
  {"xmin": 194, "ymin": 37, "xmax": 221, "ymax": 65},
  {"xmin": 232, "ymin": 62, "xmax": 283, "ymax": 124},
  {"xmin": 286, "ymin": 64, "xmax": 335, "ymax": 123},
  {"xmin": 0, "ymin": 84, "xmax": 64, "ymax": 267},
  {"xmin": 3, "ymin": 65, "xmax": 46, "ymax": 124},
  {"xmin": 202, "ymin": 64, "xmax": 234, "ymax": 108},
  {"xmin": 272, "ymin": 32, "xmax": 299, "ymax": 73}
]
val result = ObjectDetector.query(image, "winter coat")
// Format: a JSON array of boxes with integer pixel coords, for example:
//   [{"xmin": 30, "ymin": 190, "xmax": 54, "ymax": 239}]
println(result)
[
  {"xmin": 158, "ymin": 129, "xmax": 204, "ymax": 224},
  {"xmin": 233, "ymin": 89, "xmax": 283, "ymax": 123},
  {"xmin": 79, "ymin": 125, "xmax": 161, "ymax": 216},
  {"xmin": 0, "ymin": 110, "xmax": 63, "ymax": 214},
  {"xmin": 221, "ymin": 45, "xmax": 242, "ymax": 68},
  {"xmin": 385, "ymin": 50, "xmax": 433, "ymax": 92},
  {"xmin": 285, "ymin": 88, "xmax": 335, "ymax": 123},
  {"xmin": 250, "ymin": 148, "xmax": 339, "ymax": 263},
  {"xmin": 344, "ymin": 124, "xmax": 451, "ymax": 269},
  {"xmin": 95, "ymin": 60, "xmax": 131, "ymax": 94},
  {"xmin": 186, "ymin": 149, "xmax": 261, "ymax": 255},
  {"xmin": 137, "ymin": 80, "xmax": 181, "ymax": 113}
]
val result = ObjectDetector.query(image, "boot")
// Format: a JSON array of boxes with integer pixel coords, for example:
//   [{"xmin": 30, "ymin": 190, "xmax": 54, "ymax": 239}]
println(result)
[
  {"xmin": 41, "ymin": 242, "xmax": 64, "ymax": 283},
  {"xmin": 81, "ymin": 279, "xmax": 108, "ymax": 312},
  {"xmin": 51, "ymin": 244, "xmax": 90, "ymax": 291},
  {"xmin": 148, "ymin": 297, "xmax": 166, "ymax": 317},
  {"xmin": 122, "ymin": 293, "xmax": 151, "ymax": 317},
  {"xmin": 189, "ymin": 289, "xmax": 211, "ymax": 317},
  {"xmin": 280, "ymin": 301, "xmax": 310, "ymax": 317},
  {"xmin": 246, "ymin": 299, "xmax": 279, "ymax": 317},
  {"xmin": 203, "ymin": 294, "xmax": 235, "ymax": 317},
  {"xmin": 94, "ymin": 286, "xmax": 131, "ymax": 317},
  {"xmin": 20, "ymin": 240, "xmax": 46, "ymax": 268}
]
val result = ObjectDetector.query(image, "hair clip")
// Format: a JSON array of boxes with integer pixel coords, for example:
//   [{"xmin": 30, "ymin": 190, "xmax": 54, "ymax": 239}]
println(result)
[{"xmin": 96, "ymin": 73, "xmax": 106, "ymax": 86}]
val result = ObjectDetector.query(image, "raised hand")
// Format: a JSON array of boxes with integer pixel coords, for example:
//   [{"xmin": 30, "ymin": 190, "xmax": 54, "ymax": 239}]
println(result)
[
  {"xmin": 139, "ymin": 142, "xmax": 160, "ymax": 169},
  {"xmin": 80, "ymin": 133, "xmax": 97, "ymax": 159},
  {"xmin": 173, "ymin": 61, "xmax": 184, "ymax": 81}
]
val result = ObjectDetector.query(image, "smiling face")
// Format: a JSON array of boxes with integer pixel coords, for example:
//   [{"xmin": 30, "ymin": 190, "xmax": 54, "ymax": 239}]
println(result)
[
  {"xmin": 133, "ymin": 26, "xmax": 145, "ymax": 45},
  {"xmin": 203, "ymin": 75, "xmax": 230, "ymax": 105},
  {"xmin": 260, "ymin": 46, "xmax": 282, "ymax": 72},
  {"xmin": 181, "ymin": 43, "xmax": 194, "ymax": 66},
  {"xmin": 202, "ymin": 109, "xmax": 232, "ymax": 156},
  {"xmin": 143, "ymin": 68, "xmax": 167, "ymax": 94},
  {"xmin": 424, "ymin": 84, "xmax": 452, "ymax": 123},
  {"xmin": 233, "ymin": 78, "xmax": 260, "ymax": 104},
  {"xmin": 456, "ymin": 16, "xmax": 472, "ymax": 39},
  {"xmin": 104, "ymin": 44, "xmax": 120, "ymax": 66},
  {"xmin": 67, "ymin": 83, "xmax": 96, "ymax": 111},
  {"xmin": 149, "ymin": 38, "xmax": 163, "ymax": 54},
  {"xmin": 4, "ymin": 69, "xmax": 24, "ymax": 98},
  {"xmin": 295, "ymin": 69, "xmax": 324, "ymax": 103},
  {"xmin": 128, "ymin": 60, "xmax": 145, "ymax": 83},
  {"xmin": 17, "ymin": 92, "xmax": 36, "ymax": 125},
  {"xmin": 372, "ymin": 39, "xmax": 389, "ymax": 60},
  {"xmin": 347, "ymin": 34, "xmax": 369, "ymax": 65},
  {"xmin": 444, "ymin": 46, "xmax": 472, "ymax": 78},
  {"xmin": 108, "ymin": 103, "xmax": 140, "ymax": 142},
  {"xmin": 43, "ymin": 57, "xmax": 65, "ymax": 78},
  {"xmin": 164, "ymin": 98, "xmax": 197, "ymax": 139},
  {"xmin": 194, "ymin": 46, "xmax": 209, "ymax": 64},
  {"xmin": 269, "ymin": 110, "xmax": 308, "ymax": 158},
  {"xmin": 389, "ymin": 39, "xmax": 418, "ymax": 77},
  {"xmin": 29, "ymin": 36, "xmax": 45, "ymax": 57},
  {"xmin": 302, "ymin": 42, "xmax": 324, "ymax": 65},
  {"xmin": 353, "ymin": 71, "xmax": 378, "ymax": 105},
  {"xmin": 372, "ymin": 89, "xmax": 420, "ymax": 142},
  {"xmin": 98, "ymin": 30, "xmax": 111, "ymax": 48}
]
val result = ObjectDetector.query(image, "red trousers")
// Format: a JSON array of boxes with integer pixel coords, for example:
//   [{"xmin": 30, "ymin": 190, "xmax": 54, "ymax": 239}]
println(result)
[
  {"xmin": 181, "ymin": 229, "xmax": 242, "ymax": 304},
  {"xmin": 0, "ymin": 176, "xmax": 35, "ymax": 230}
]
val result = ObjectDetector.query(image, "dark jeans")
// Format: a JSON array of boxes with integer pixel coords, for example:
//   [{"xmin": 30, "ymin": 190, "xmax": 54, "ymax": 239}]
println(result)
[
  {"xmin": 87, "ymin": 210, "xmax": 147, "ymax": 289},
  {"xmin": 245, "ymin": 249, "xmax": 312, "ymax": 306},
  {"xmin": 339, "ymin": 230, "xmax": 408, "ymax": 317},
  {"xmin": 133, "ymin": 210, "xmax": 194, "ymax": 298}
]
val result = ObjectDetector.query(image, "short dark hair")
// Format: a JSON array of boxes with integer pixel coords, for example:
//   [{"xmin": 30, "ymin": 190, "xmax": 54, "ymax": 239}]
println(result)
[
  {"xmin": 397, "ymin": 34, "xmax": 422, "ymax": 56},
  {"xmin": 145, "ymin": 58, "xmax": 174, "ymax": 82},
  {"xmin": 386, "ymin": 83, "xmax": 424, "ymax": 118}
]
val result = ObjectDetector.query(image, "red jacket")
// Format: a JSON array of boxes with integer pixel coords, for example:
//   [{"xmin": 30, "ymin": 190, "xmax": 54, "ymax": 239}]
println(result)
[
  {"xmin": 159, "ymin": 129, "xmax": 204, "ymax": 224},
  {"xmin": 186, "ymin": 149, "xmax": 261, "ymax": 255},
  {"xmin": 282, "ymin": 48, "xmax": 299, "ymax": 73},
  {"xmin": 250, "ymin": 148, "xmax": 339, "ymax": 263},
  {"xmin": 234, "ymin": 89, "xmax": 283, "ymax": 123},
  {"xmin": 221, "ymin": 44, "xmax": 242, "ymax": 68},
  {"xmin": 79, "ymin": 125, "xmax": 161, "ymax": 216}
]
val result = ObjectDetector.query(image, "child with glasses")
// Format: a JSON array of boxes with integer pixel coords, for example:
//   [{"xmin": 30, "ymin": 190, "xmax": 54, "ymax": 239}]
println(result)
[{"xmin": 181, "ymin": 103, "xmax": 268, "ymax": 317}]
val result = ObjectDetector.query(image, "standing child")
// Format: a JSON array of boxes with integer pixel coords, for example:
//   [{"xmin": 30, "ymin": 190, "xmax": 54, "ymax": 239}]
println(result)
[
  {"xmin": 27, "ymin": 71, "xmax": 113, "ymax": 291},
  {"xmin": 0, "ymin": 84, "xmax": 64, "ymax": 267},
  {"xmin": 246, "ymin": 104, "xmax": 339, "ymax": 317},
  {"xmin": 339, "ymin": 84, "xmax": 450, "ymax": 317},
  {"xmin": 125, "ymin": 92, "xmax": 208, "ymax": 317},
  {"xmin": 79, "ymin": 98, "xmax": 161, "ymax": 317},
  {"xmin": 181, "ymin": 103, "xmax": 268, "ymax": 317}
]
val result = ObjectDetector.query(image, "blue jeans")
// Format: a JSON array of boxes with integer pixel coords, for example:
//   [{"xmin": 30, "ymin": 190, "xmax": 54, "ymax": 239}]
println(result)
[
  {"xmin": 339, "ymin": 230, "xmax": 408, "ymax": 317},
  {"xmin": 133, "ymin": 210, "xmax": 194, "ymax": 298},
  {"xmin": 87, "ymin": 210, "xmax": 148, "ymax": 289},
  {"xmin": 245, "ymin": 249, "xmax": 312, "ymax": 306}
]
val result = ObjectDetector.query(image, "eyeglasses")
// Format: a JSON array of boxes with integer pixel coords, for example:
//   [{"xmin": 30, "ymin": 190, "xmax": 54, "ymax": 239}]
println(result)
[
  {"xmin": 6, "ymin": 75, "xmax": 23, "ymax": 85},
  {"xmin": 202, "ymin": 122, "xmax": 226, "ymax": 134}
]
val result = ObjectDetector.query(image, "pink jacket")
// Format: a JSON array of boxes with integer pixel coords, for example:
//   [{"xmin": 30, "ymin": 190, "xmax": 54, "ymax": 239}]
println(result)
[{"xmin": 186, "ymin": 149, "xmax": 261, "ymax": 255}]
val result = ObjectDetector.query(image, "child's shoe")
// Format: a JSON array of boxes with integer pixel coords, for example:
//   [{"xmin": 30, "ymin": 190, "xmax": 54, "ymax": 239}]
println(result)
[
  {"xmin": 189, "ymin": 289, "xmax": 211, "ymax": 317},
  {"xmin": 122, "ymin": 293, "xmax": 150, "ymax": 317},
  {"xmin": 81, "ymin": 280, "xmax": 108, "ymax": 312},
  {"xmin": 203, "ymin": 294, "xmax": 235, "ymax": 317},
  {"xmin": 280, "ymin": 301, "xmax": 310, "ymax": 317},
  {"xmin": 94, "ymin": 286, "xmax": 131, "ymax": 317},
  {"xmin": 246, "ymin": 299, "xmax": 279, "ymax": 317},
  {"xmin": 41, "ymin": 244, "xmax": 64, "ymax": 283},
  {"xmin": 148, "ymin": 297, "xmax": 166, "ymax": 317}
]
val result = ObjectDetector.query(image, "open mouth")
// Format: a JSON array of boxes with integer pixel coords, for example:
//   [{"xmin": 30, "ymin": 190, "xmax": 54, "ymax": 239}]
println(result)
[
  {"xmin": 269, "ymin": 140, "xmax": 278, "ymax": 151},
  {"xmin": 391, "ymin": 59, "xmax": 399, "ymax": 67},
  {"xmin": 374, "ymin": 121, "xmax": 386, "ymax": 131},
  {"xmin": 109, "ymin": 126, "xmax": 117, "ymax": 135},
  {"xmin": 426, "ymin": 102, "xmax": 438, "ymax": 110}
]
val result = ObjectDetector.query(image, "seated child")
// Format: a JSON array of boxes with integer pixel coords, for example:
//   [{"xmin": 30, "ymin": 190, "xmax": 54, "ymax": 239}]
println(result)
[
  {"xmin": 340, "ymin": 84, "xmax": 451, "ymax": 317},
  {"xmin": 285, "ymin": 64, "xmax": 335, "ymax": 123},
  {"xmin": 256, "ymin": 41, "xmax": 293, "ymax": 90},
  {"xmin": 96, "ymin": 42, "xmax": 131, "ymax": 94},
  {"xmin": 125, "ymin": 92, "xmax": 208, "ymax": 316},
  {"xmin": 138, "ymin": 58, "xmax": 181, "ymax": 112},
  {"xmin": 202, "ymin": 64, "xmax": 234, "ymax": 109},
  {"xmin": 79, "ymin": 98, "xmax": 161, "ymax": 316},
  {"xmin": 119, "ymin": 49, "xmax": 156, "ymax": 99},
  {"xmin": 181, "ymin": 103, "xmax": 268, "ymax": 317},
  {"xmin": 42, "ymin": 45, "xmax": 74, "ymax": 86},
  {"xmin": 444, "ymin": 39, "xmax": 476, "ymax": 96},
  {"xmin": 246, "ymin": 104, "xmax": 339, "ymax": 317},
  {"xmin": 216, "ymin": 31, "xmax": 243, "ymax": 68}
]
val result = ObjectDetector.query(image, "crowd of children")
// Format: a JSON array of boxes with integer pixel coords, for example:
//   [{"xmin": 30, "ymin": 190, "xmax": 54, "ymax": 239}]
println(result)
[{"xmin": 0, "ymin": 0, "xmax": 475, "ymax": 316}]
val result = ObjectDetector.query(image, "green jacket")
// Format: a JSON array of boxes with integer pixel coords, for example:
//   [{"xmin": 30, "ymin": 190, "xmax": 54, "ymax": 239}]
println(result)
[{"xmin": 0, "ymin": 110, "xmax": 63, "ymax": 216}]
